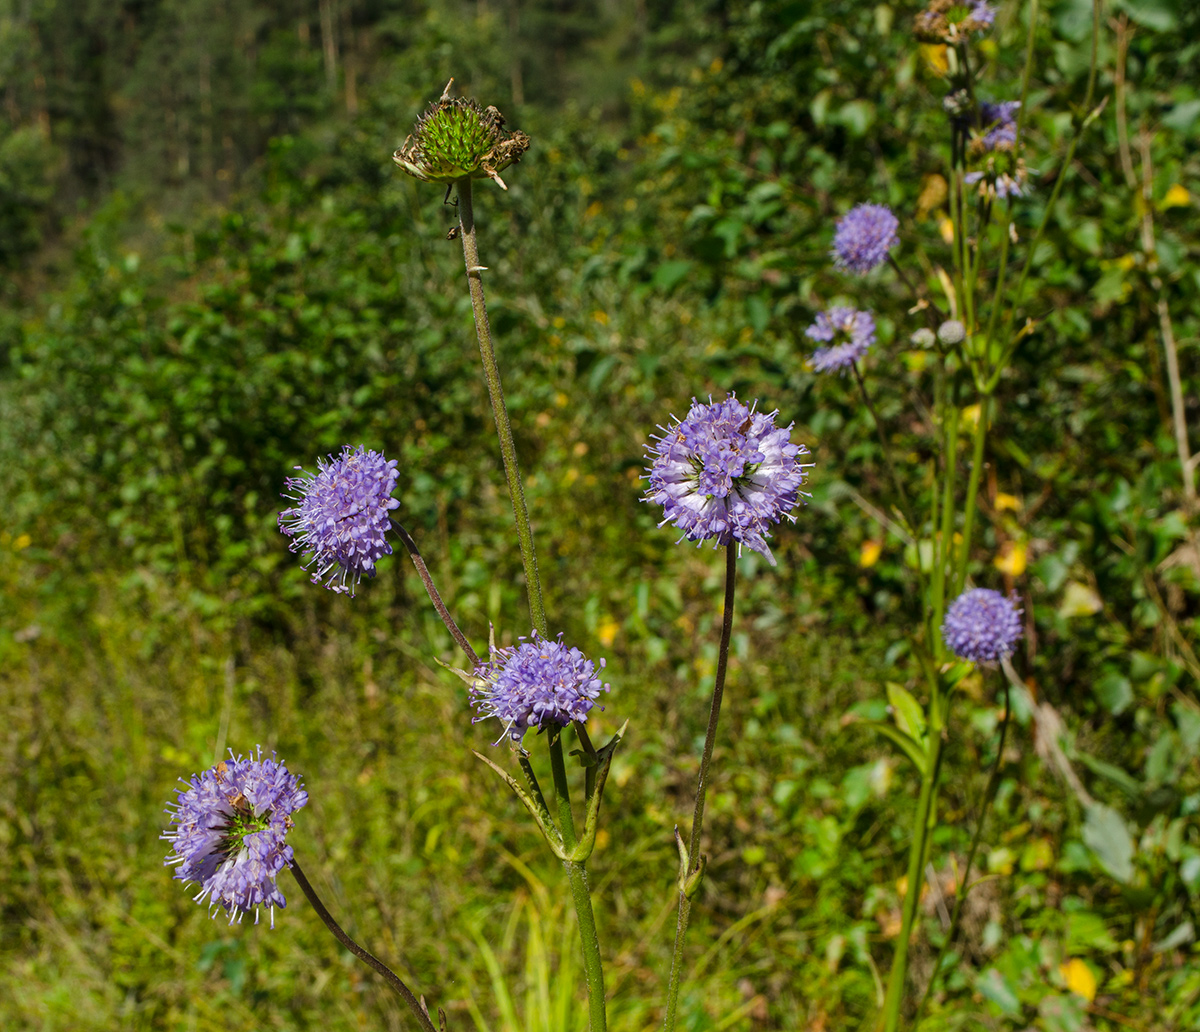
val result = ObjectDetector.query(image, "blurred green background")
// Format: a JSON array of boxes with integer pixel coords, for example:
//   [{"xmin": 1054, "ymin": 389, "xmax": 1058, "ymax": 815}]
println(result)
[{"xmin": 1, "ymin": 0, "xmax": 1199, "ymax": 1028}]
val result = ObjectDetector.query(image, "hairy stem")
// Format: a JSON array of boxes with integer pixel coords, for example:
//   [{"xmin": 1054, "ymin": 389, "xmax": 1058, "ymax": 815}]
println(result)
[
  {"xmin": 456, "ymin": 177, "xmax": 547, "ymax": 638},
  {"xmin": 393, "ymin": 520, "xmax": 479, "ymax": 665},
  {"xmin": 548, "ymin": 729, "xmax": 607, "ymax": 1031},
  {"xmin": 664, "ymin": 543, "xmax": 738, "ymax": 1031},
  {"xmin": 290, "ymin": 859, "xmax": 438, "ymax": 1032},
  {"xmin": 953, "ymin": 395, "xmax": 991, "ymax": 598}
]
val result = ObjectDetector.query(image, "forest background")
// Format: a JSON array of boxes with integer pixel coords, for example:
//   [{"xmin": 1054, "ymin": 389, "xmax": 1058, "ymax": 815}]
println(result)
[{"xmin": 1, "ymin": 0, "xmax": 1199, "ymax": 1029}]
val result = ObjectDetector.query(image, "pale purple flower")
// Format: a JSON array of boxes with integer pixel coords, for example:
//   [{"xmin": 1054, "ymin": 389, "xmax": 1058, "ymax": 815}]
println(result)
[
  {"xmin": 643, "ymin": 394, "xmax": 810, "ymax": 564},
  {"xmin": 971, "ymin": 1, "xmax": 997, "ymax": 27},
  {"xmin": 163, "ymin": 747, "xmax": 308, "ymax": 928},
  {"xmin": 942, "ymin": 588, "xmax": 1023, "ymax": 664},
  {"xmin": 472, "ymin": 633, "xmax": 609, "ymax": 743},
  {"xmin": 831, "ymin": 203, "xmax": 899, "ymax": 273},
  {"xmin": 805, "ymin": 306, "xmax": 877, "ymax": 373},
  {"xmin": 279, "ymin": 445, "xmax": 400, "ymax": 595},
  {"xmin": 979, "ymin": 101, "xmax": 1020, "ymax": 151}
]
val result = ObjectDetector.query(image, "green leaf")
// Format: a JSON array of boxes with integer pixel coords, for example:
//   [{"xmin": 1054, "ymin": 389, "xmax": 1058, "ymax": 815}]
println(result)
[
  {"xmin": 652, "ymin": 260, "xmax": 693, "ymax": 291},
  {"xmin": 886, "ymin": 682, "xmax": 926, "ymax": 740},
  {"xmin": 1115, "ymin": 0, "xmax": 1178, "ymax": 32},
  {"xmin": 861, "ymin": 720, "xmax": 926, "ymax": 774},
  {"xmin": 1093, "ymin": 670, "xmax": 1133, "ymax": 716},
  {"xmin": 1038, "ymin": 992, "xmax": 1087, "ymax": 1032},
  {"xmin": 976, "ymin": 967, "xmax": 1021, "ymax": 1016},
  {"xmin": 1082, "ymin": 803, "xmax": 1135, "ymax": 883},
  {"xmin": 1163, "ymin": 99, "xmax": 1200, "ymax": 134}
]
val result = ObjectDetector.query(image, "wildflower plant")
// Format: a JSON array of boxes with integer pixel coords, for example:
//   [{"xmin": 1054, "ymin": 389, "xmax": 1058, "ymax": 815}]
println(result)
[{"xmin": 157, "ymin": 2, "xmax": 1110, "ymax": 1025}]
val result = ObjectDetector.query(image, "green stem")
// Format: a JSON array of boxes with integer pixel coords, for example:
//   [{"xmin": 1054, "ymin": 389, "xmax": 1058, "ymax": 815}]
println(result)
[
  {"xmin": 456, "ymin": 176, "xmax": 547, "ymax": 639},
  {"xmin": 930, "ymin": 386, "xmax": 960, "ymax": 656},
  {"xmin": 549, "ymin": 729, "xmax": 607, "ymax": 1032},
  {"xmin": 914, "ymin": 679, "xmax": 1010, "ymax": 1028},
  {"xmin": 664, "ymin": 543, "xmax": 738, "ymax": 1032},
  {"xmin": 290, "ymin": 859, "xmax": 438, "ymax": 1032},
  {"xmin": 879, "ymin": 715, "xmax": 945, "ymax": 1032},
  {"xmin": 566, "ymin": 860, "xmax": 608, "ymax": 1032},
  {"xmin": 953, "ymin": 395, "xmax": 991, "ymax": 598}
]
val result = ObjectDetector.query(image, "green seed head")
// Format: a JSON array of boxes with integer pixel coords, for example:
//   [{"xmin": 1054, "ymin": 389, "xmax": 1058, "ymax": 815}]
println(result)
[{"xmin": 393, "ymin": 80, "xmax": 530, "ymax": 190}]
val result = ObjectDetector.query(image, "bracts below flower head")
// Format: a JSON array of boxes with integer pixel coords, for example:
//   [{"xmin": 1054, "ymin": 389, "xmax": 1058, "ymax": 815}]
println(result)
[
  {"xmin": 163, "ymin": 747, "xmax": 308, "ymax": 928},
  {"xmin": 643, "ymin": 394, "xmax": 811, "ymax": 565}
]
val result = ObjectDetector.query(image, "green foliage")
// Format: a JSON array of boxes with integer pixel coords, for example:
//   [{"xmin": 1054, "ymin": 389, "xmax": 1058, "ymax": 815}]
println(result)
[{"xmin": 2, "ymin": 0, "xmax": 1200, "ymax": 1029}]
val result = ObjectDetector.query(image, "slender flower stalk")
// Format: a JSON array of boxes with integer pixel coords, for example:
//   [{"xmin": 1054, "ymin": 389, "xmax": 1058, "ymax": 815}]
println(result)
[
  {"xmin": 664, "ymin": 542, "xmax": 738, "ymax": 1032},
  {"xmin": 456, "ymin": 176, "xmax": 548, "ymax": 640},
  {"xmin": 290, "ymin": 860, "xmax": 439, "ymax": 1032},
  {"xmin": 392, "ymin": 520, "xmax": 479, "ymax": 665}
]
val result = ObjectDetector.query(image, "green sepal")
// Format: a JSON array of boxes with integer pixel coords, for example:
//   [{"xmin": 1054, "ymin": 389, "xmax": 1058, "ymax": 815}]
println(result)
[
  {"xmin": 862, "ymin": 720, "xmax": 927, "ymax": 775},
  {"xmin": 567, "ymin": 720, "xmax": 627, "ymax": 863},
  {"xmin": 472, "ymin": 750, "xmax": 568, "ymax": 859}
]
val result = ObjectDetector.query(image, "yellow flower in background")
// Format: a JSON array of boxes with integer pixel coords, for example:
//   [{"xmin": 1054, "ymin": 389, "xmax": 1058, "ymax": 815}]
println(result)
[
  {"xmin": 993, "ymin": 540, "xmax": 1027, "ymax": 576},
  {"xmin": 921, "ymin": 44, "xmax": 950, "ymax": 75},
  {"xmin": 1160, "ymin": 183, "xmax": 1190, "ymax": 210},
  {"xmin": 859, "ymin": 540, "xmax": 883, "ymax": 568},
  {"xmin": 596, "ymin": 617, "xmax": 619, "ymax": 647},
  {"xmin": 994, "ymin": 493, "xmax": 1021, "ymax": 512},
  {"xmin": 1061, "ymin": 958, "xmax": 1097, "ymax": 1001}
]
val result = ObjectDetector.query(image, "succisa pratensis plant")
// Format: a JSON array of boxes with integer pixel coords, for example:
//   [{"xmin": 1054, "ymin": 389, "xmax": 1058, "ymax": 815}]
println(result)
[
  {"xmin": 159, "ymin": 0, "xmax": 1105, "ymax": 1022},
  {"xmin": 161, "ymin": 73, "xmax": 817, "ymax": 1031},
  {"xmin": 797, "ymin": 1, "xmax": 1103, "ymax": 1028}
]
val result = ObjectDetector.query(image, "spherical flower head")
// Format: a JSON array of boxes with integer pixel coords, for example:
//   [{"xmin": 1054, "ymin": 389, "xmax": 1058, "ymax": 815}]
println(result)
[
  {"xmin": 643, "ymin": 394, "xmax": 811, "ymax": 565},
  {"xmin": 279, "ymin": 445, "xmax": 401, "ymax": 596},
  {"xmin": 393, "ymin": 80, "xmax": 530, "ymax": 190},
  {"xmin": 942, "ymin": 588, "xmax": 1023, "ymax": 664},
  {"xmin": 163, "ymin": 747, "xmax": 308, "ymax": 928},
  {"xmin": 831, "ymin": 203, "xmax": 899, "ymax": 274},
  {"xmin": 937, "ymin": 319, "xmax": 966, "ymax": 345},
  {"xmin": 472, "ymin": 632, "xmax": 609, "ymax": 743},
  {"xmin": 915, "ymin": 0, "xmax": 996, "ymax": 43},
  {"xmin": 805, "ymin": 307, "xmax": 877, "ymax": 373}
]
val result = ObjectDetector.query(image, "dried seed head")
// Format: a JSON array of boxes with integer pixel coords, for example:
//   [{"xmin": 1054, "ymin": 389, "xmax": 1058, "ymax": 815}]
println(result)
[{"xmin": 393, "ymin": 79, "xmax": 530, "ymax": 190}]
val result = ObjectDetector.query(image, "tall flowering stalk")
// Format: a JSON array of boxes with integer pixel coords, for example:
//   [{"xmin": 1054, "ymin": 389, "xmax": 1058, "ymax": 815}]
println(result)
[
  {"xmin": 643, "ymin": 394, "xmax": 810, "ymax": 1029},
  {"xmin": 799, "ymin": 1, "xmax": 1104, "ymax": 1028},
  {"xmin": 393, "ymin": 81, "xmax": 613, "ymax": 1032}
]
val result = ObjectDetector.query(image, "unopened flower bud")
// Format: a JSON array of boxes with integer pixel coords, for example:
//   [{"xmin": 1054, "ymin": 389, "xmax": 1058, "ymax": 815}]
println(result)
[{"xmin": 937, "ymin": 319, "xmax": 966, "ymax": 345}]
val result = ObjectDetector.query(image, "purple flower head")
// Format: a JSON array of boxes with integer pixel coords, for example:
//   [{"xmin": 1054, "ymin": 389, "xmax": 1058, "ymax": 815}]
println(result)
[
  {"xmin": 941, "ymin": 588, "xmax": 1023, "ymax": 664},
  {"xmin": 831, "ymin": 203, "xmax": 899, "ymax": 274},
  {"xmin": 163, "ymin": 747, "xmax": 308, "ymax": 928},
  {"xmin": 805, "ymin": 306, "xmax": 877, "ymax": 373},
  {"xmin": 472, "ymin": 632, "xmax": 609, "ymax": 743},
  {"xmin": 971, "ymin": 1, "xmax": 997, "ymax": 26},
  {"xmin": 279, "ymin": 445, "xmax": 401, "ymax": 596},
  {"xmin": 978, "ymin": 101, "xmax": 1020, "ymax": 151},
  {"xmin": 643, "ymin": 394, "xmax": 811, "ymax": 565}
]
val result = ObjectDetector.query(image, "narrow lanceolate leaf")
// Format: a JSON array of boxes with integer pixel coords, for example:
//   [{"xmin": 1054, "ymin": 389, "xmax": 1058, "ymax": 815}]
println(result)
[{"xmin": 863, "ymin": 721, "xmax": 927, "ymax": 775}]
